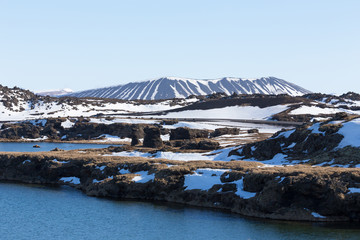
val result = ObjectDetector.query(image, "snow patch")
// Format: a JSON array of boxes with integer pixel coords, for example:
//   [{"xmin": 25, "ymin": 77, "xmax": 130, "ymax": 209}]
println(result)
[
  {"xmin": 348, "ymin": 187, "xmax": 360, "ymax": 194},
  {"xmin": 337, "ymin": 118, "xmax": 360, "ymax": 148},
  {"xmin": 60, "ymin": 177, "xmax": 80, "ymax": 185},
  {"xmin": 61, "ymin": 119, "xmax": 75, "ymax": 129},
  {"xmin": 132, "ymin": 171, "xmax": 155, "ymax": 183},
  {"xmin": 311, "ymin": 212, "xmax": 326, "ymax": 219},
  {"xmin": 184, "ymin": 169, "xmax": 229, "ymax": 191},
  {"xmin": 119, "ymin": 168, "xmax": 131, "ymax": 174},
  {"xmin": 52, "ymin": 159, "xmax": 68, "ymax": 164},
  {"xmin": 233, "ymin": 178, "xmax": 256, "ymax": 199}
]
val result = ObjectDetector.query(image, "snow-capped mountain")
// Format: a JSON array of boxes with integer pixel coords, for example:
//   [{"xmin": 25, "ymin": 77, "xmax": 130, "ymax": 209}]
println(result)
[
  {"xmin": 36, "ymin": 88, "xmax": 74, "ymax": 97},
  {"xmin": 67, "ymin": 77, "xmax": 311, "ymax": 100}
]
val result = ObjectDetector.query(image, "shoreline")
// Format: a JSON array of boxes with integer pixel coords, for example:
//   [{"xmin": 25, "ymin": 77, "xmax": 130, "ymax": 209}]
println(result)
[
  {"xmin": 0, "ymin": 138, "xmax": 126, "ymax": 145},
  {"xmin": 1, "ymin": 150, "xmax": 359, "ymax": 222}
]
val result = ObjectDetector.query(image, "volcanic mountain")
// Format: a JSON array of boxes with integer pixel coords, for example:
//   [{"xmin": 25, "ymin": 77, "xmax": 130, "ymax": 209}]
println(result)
[{"xmin": 67, "ymin": 76, "xmax": 311, "ymax": 100}]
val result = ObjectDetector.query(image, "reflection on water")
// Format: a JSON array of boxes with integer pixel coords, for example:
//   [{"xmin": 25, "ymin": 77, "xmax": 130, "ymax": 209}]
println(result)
[{"xmin": 0, "ymin": 183, "xmax": 359, "ymax": 240}]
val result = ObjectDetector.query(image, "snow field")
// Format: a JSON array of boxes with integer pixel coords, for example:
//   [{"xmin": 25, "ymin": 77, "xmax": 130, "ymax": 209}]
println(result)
[{"xmin": 184, "ymin": 168, "xmax": 256, "ymax": 199}]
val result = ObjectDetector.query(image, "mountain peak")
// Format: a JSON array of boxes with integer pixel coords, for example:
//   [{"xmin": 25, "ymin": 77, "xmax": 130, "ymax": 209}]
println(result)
[{"xmin": 67, "ymin": 76, "xmax": 311, "ymax": 100}]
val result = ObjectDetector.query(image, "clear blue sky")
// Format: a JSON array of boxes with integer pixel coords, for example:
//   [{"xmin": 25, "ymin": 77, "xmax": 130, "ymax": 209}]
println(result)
[{"xmin": 0, "ymin": 0, "xmax": 359, "ymax": 94}]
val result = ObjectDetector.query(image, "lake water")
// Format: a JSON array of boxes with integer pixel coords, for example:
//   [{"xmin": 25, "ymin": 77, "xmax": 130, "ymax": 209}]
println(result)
[
  {"xmin": 0, "ymin": 183, "xmax": 359, "ymax": 240},
  {"xmin": 0, "ymin": 142, "xmax": 360, "ymax": 239},
  {"xmin": 0, "ymin": 142, "xmax": 118, "ymax": 152}
]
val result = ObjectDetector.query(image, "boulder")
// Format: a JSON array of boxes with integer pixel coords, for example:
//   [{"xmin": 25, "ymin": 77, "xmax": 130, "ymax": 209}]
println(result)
[
  {"xmin": 131, "ymin": 135, "xmax": 141, "ymax": 146},
  {"xmin": 170, "ymin": 127, "xmax": 211, "ymax": 140},
  {"xmin": 197, "ymin": 140, "xmax": 220, "ymax": 150},
  {"xmin": 247, "ymin": 129, "xmax": 259, "ymax": 134},
  {"xmin": 211, "ymin": 128, "xmax": 240, "ymax": 137},
  {"xmin": 171, "ymin": 139, "xmax": 220, "ymax": 150},
  {"xmin": 160, "ymin": 120, "xmax": 179, "ymax": 125},
  {"xmin": 143, "ymin": 127, "xmax": 163, "ymax": 148}
]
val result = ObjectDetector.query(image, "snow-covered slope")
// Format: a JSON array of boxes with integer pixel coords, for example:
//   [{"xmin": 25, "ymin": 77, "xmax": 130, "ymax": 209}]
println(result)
[
  {"xmin": 0, "ymin": 84, "xmax": 194, "ymax": 121},
  {"xmin": 67, "ymin": 76, "xmax": 311, "ymax": 100},
  {"xmin": 0, "ymin": 84, "xmax": 357, "ymax": 122},
  {"xmin": 229, "ymin": 116, "xmax": 360, "ymax": 167},
  {"xmin": 36, "ymin": 88, "xmax": 74, "ymax": 97}
]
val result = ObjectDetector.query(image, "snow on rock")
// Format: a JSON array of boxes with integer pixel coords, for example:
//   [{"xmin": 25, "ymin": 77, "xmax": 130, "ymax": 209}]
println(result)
[
  {"xmin": 52, "ymin": 159, "xmax": 68, "ymax": 164},
  {"xmin": 119, "ymin": 168, "xmax": 131, "ymax": 174},
  {"xmin": 61, "ymin": 119, "xmax": 75, "ymax": 129},
  {"xmin": 289, "ymin": 106, "xmax": 343, "ymax": 115},
  {"xmin": 311, "ymin": 212, "xmax": 326, "ymax": 219},
  {"xmin": 154, "ymin": 152, "xmax": 215, "ymax": 161},
  {"xmin": 245, "ymin": 153, "xmax": 291, "ymax": 166},
  {"xmin": 160, "ymin": 134, "xmax": 170, "ymax": 141},
  {"xmin": 337, "ymin": 118, "xmax": 360, "ymax": 148},
  {"xmin": 28, "ymin": 119, "xmax": 47, "ymax": 127},
  {"xmin": 184, "ymin": 169, "xmax": 256, "ymax": 198},
  {"xmin": 60, "ymin": 177, "xmax": 80, "ymax": 185},
  {"xmin": 93, "ymin": 176, "xmax": 113, "ymax": 183},
  {"xmin": 21, "ymin": 136, "xmax": 49, "ymax": 141},
  {"xmin": 162, "ymin": 122, "xmax": 219, "ymax": 130},
  {"xmin": 95, "ymin": 134, "xmax": 130, "ymax": 142},
  {"xmin": 184, "ymin": 169, "xmax": 229, "ymax": 191},
  {"xmin": 275, "ymin": 176, "xmax": 286, "ymax": 183},
  {"xmin": 132, "ymin": 171, "xmax": 155, "ymax": 183},
  {"xmin": 274, "ymin": 129, "xmax": 295, "ymax": 139},
  {"xmin": 347, "ymin": 187, "xmax": 360, "ymax": 194},
  {"xmin": 233, "ymin": 178, "xmax": 257, "ymax": 199},
  {"xmin": 95, "ymin": 165, "xmax": 106, "ymax": 171},
  {"xmin": 307, "ymin": 122, "xmax": 325, "ymax": 135}
]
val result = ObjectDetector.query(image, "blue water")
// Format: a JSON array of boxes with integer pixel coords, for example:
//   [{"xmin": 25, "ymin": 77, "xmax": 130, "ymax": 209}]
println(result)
[
  {"xmin": 0, "ymin": 142, "xmax": 118, "ymax": 152},
  {"xmin": 0, "ymin": 142, "xmax": 360, "ymax": 239},
  {"xmin": 0, "ymin": 183, "xmax": 359, "ymax": 240}
]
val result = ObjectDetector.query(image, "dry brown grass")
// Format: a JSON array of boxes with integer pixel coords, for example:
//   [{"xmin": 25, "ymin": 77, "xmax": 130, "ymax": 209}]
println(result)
[{"xmin": 2, "ymin": 150, "xmax": 359, "ymax": 177}]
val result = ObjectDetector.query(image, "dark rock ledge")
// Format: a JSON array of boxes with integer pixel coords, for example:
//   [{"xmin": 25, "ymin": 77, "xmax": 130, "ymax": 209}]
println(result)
[{"xmin": 1, "ymin": 151, "xmax": 360, "ymax": 222}]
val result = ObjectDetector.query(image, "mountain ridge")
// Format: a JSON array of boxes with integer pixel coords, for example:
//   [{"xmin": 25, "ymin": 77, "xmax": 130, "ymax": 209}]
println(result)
[{"xmin": 66, "ymin": 76, "xmax": 311, "ymax": 100}]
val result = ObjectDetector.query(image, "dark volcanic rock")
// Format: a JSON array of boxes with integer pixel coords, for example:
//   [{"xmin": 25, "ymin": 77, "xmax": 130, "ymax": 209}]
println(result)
[
  {"xmin": 131, "ymin": 135, "xmax": 141, "ymax": 146},
  {"xmin": 197, "ymin": 140, "xmax": 220, "ymax": 150},
  {"xmin": 211, "ymin": 128, "xmax": 240, "ymax": 137},
  {"xmin": 170, "ymin": 127, "xmax": 211, "ymax": 140},
  {"xmin": 1, "ymin": 152, "xmax": 360, "ymax": 222},
  {"xmin": 143, "ymin": 127, "xmax": 163, "ymax": 148},
  {"xmin": 0, "ymin": 123, "xmax": 41, "ymax": 139},
  {"xmin": 247, "ymin": 129, "xmax": 259, "ymax": 134},
  {"xmin": 160, "ymin": 120, "xmax": 179, "ymax": 125},
  {"xmin": 173, "ymin": 139, "xmax": 220, "ymax": 150}
]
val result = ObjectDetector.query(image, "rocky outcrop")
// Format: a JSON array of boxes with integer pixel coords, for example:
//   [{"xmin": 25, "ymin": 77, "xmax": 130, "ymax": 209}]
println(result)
[
  {"xmin": 229, "ymin": 116, "xmax": 360, "ymax": 166},
  {"xmin": 0, "ymin": 123, "xmax": 42, "ymax": 139},
  {"xmin": 0, "ymin": 118, "xmax": 154, "ymax": 142},
  {"xmin": 170, "ymin": 127, "xmax": 211, "ymax": 140},
  {"xmin": 247, "ymin": 129, "xmax": 259, "ymax": 134},
  {"xmin": 168, "ymin": 139, "xmax": 220, "ymax": 150},
  {"xmin": 143, "ymin": 127, "xmax": 163, "ymax": 148},
  {"xmin": 0, "ymin": 151, "xmax": 360, "ymax": 222},
  {"xmin": 160, "ymin": 120, "xmax": 179, "ymax": 125},
  {"xmin": 211, "ymin": 128, "xmax": 240, "ymax": 138}
]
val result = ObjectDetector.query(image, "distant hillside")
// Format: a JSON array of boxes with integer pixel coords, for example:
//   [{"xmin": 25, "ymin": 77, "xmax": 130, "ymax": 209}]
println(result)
[
  {"xmin": 67, "ymin": 76, "xmax": 312, "ymax": 100},
  {"xmin": 0, "ymin": 83, "xmax": 358, "ymax": 122},
  {"xmin": 36, "ymin": 88, "xmax": 74, "ymax": 97}
]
